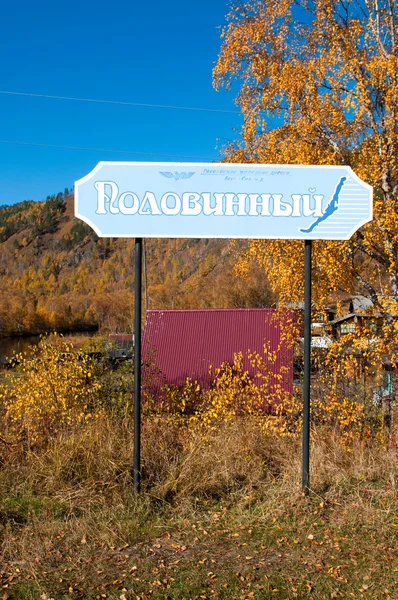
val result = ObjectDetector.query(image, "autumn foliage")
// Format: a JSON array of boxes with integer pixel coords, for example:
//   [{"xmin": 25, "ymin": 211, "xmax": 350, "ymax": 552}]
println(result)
[
  {"xmin": 0, "ymin": 337, "xmax": 102, "ymax": 444},
  {"xmin": 0, "ymin": 334, "xmax": 386, "ymax": 455},
  {"xmin": 214, "ymin": 0, "xmax": 397, "ymax": 315},
  {"xmin": 0, "ymin": 194, "xmax": 276, "ymax": 338},
  {"xmin": 0, "ymin": 338, "xmax": 397, "ymax": 598}
]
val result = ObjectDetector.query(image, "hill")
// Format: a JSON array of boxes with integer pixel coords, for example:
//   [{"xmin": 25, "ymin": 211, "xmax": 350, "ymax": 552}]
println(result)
[{"xmin": 0, "ymin": 194, "xmax": 273, "ymax": 337}]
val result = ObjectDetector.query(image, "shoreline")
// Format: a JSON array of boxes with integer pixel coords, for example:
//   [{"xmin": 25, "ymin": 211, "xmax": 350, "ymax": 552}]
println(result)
[{"xmin": 0, "ymin": 325, "xmax": 99, "ymax": 341}]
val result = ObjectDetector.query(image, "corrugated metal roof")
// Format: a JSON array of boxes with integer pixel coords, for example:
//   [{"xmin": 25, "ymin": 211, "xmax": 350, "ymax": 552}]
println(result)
[{"xmin": 142, "ymin": 309, "xmax": 293, "ymax": 396}]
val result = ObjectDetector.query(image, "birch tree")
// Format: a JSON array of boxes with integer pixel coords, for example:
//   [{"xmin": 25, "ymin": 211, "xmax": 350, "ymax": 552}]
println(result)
[{"xmin": 214, "ymin": 0, "xmax": 398, "ymax": 310}]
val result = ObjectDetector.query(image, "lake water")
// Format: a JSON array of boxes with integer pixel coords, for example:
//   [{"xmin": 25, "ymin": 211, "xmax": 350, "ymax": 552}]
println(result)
[{"xmin": 0, "ymin": 332, "xmax": 97, "ymax": 364}]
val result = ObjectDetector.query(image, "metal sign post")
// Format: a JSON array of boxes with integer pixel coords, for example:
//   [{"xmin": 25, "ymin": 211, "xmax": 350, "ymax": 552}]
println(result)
[
  {"xmin": 74, "ymin": 161, "xmax": 373, "ymax": 494},
  {"xmin": 133, "ymin": 238, "xmax": 142, "ymax": 493},
  {"xmin": 302, "ymin": 240, "xmax": 312, "ymax": 493}
]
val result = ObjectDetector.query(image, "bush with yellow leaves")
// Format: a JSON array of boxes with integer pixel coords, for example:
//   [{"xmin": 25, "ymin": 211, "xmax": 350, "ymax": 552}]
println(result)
[
  {"xmin": 0, "ymin": 336, "xmax": 102, "ymax": 445},
  {"xmin": 190, "ymin": 353, "xmax": 264, "ymax": 429},
  {"xmin": 163, "ymin": 346, "xmax": 384, "ymax": 448},
  {"xmin": 187, "ymin": 351, "xmax": 299, "ymax": 435},
  {"xmin": 161, "ymin": 378, "xmax": 203, "ymax": 416},
  {"xmin": 311, "ymin": 394, "xmax": 378, "ymax": 448}
]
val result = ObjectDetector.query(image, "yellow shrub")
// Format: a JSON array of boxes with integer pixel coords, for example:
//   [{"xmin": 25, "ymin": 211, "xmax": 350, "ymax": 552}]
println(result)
[
  {"xmin": 189, "ymin": 352, "xmax": 294, "ymax": 432},
  {"xmin": 181, "ymin": 350, "xmax": 384, "ymax": 448},
  {"xmin": 0, "ymin": 336, "xmax": 102, "ymax": 444},
  {"xmin": 159, "ymin": 378, "xmax": 203, "ymax": 416}
]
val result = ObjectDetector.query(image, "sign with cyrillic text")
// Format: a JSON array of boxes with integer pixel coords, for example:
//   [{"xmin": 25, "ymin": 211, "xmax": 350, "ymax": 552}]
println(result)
[{"xmin": 75, "ymin": 162, "xmax": 372, "ymax": 240}]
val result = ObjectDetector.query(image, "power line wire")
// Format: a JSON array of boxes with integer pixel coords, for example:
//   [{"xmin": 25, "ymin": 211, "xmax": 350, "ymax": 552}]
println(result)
[
  {"xmin": 0, "ymin": 90, "xmax": 240, "ymax": 115},
  {"xmin": 0, "ymin": 139, "xmax": 219, "ymax": 161}
]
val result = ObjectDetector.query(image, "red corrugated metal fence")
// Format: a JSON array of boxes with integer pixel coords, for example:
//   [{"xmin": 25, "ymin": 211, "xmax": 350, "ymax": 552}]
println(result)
[{"xmin": 142, "ymin": 309, "xmax": 293, "ymax": 398}]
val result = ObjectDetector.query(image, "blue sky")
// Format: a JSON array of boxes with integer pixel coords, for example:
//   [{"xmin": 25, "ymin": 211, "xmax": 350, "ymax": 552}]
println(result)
[{"xmin": 0, "ymin": 0, "xmax": 242, "ymax": 205}]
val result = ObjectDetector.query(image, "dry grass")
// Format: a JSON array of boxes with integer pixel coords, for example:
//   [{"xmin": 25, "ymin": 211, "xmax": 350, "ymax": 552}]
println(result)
[{"xmin": 0, "ymin": 417, "xmax": 398, "ymax": 599}]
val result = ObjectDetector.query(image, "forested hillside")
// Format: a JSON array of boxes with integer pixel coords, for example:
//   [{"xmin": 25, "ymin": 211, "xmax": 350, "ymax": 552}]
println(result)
[{"xmin": 0, "ymin": 194, "xmax": 273, "ymax": 337}]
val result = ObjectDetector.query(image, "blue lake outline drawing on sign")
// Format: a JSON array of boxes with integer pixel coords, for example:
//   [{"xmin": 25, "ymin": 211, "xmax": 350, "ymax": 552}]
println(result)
[{"xmin": 300, "ymin": 177, "xmax": 347, "ymax": 234}]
